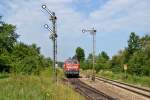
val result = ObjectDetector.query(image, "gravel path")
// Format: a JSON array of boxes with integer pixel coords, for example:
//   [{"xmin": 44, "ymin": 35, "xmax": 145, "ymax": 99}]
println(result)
[{"xmin": 79, "ymin": 76, "xmax": 149, "ymax": 100}]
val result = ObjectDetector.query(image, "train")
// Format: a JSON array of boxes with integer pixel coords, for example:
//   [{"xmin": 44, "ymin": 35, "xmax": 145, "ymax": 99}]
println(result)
[{"xmin": 63, "ymin": 59, "xmax": 80, "ymax": 77}]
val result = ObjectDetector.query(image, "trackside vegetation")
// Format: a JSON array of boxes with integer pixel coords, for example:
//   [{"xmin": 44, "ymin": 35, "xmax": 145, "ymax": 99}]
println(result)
[
  {"xmin": 97, "ymin": 71, "xmax": 150, "ymax": 87},
  {"xmin": 0, "ymin": 17, "xmax": 52, "ymax": 74},
  {"xmin": 0, "ymin": 17, "xmax": 84, "ymax": 100},
  {"xmin": 0, "ymin": 69, "xmax": 85, "ymax": 100},
  {"xmin": 75, "ymin": 32, "xmax": 150, "ymax": 87}
]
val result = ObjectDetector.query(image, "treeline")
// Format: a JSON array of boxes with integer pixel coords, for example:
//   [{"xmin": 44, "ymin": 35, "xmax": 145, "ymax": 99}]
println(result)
[
  {"xmin": 74, "ymin": 32, "xmax": 150, "ymax": 76},
  {"xmin": 0, "ymin": 17, "xmax": 52, "ymax": 74}
]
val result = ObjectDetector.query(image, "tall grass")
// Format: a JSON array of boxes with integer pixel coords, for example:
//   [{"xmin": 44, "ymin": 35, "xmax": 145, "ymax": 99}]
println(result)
[
  {"xmin": 97, "ymin": 70, "xmax": 150, "ymax": 87},
  {"xmin": 0, "ymin": 69, "xmax": 85, "ymax": 100}
]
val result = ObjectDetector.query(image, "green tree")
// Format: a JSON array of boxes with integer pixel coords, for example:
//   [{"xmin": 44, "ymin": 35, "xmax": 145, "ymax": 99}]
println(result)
[
  {"xmin": 86, "ymin": 53, "xmax": 93, "ymax": 70},
  {"xmin": 0, "ymin": 17, "xmax": 19, "ymax": 72},
  {"xmin": 128, "ymin": 32, "xmax": 141, "ymax": 55},
  {"xmin": 10, "ymin": 43, "xmax": 51, "ymax": 74},
  {"xmin": 109, "ymin": 34, "xmax": 150, "ymax": 76},
  {"xmin": 0, "ymin": 17, "xmax": 52, "ymax": 74},
  {"xmin": 140, "ymin": 34, "xmax": 150, "ymax": 49},
  {"xmin": 96, "ymin": 51, "xmax": 110, "ymax": 72},
  {"xmin": 127, "ymin": 34, "xmax": 150, "ymax": 76},
  {"xmin": 0, "ymin": 23, "xmax": 19, "ymax": 52},
  {"xmin": 100, "ymin": 51, "xmax": 109, "ymax": 60},
  {"xmin": 128, "ymin": 51, "xmax": 144, "ymax": 75},
  {"xmin": 109, "ymin": 50, "xmax": 126, "ymax": 73},
  {"xmin": 75, "ymin": 47, "xmax": 85, "ymax": 62},
  {"xmin": 141, "ymin": 35, "xmax": 150, "ymax": 76}
]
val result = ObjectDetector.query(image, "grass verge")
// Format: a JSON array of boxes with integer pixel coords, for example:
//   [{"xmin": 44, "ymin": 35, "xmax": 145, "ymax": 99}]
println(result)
[
  {"xmin": 0, "ymin": 69, "xmax": 85, "ymax": 100},
  {"xmin": 97, "ymin": 70, "xmax": 150, "ymax": 87},
  {"xmin": 81, "ymin": 70, "xmax": 150, "ymax": 88}
]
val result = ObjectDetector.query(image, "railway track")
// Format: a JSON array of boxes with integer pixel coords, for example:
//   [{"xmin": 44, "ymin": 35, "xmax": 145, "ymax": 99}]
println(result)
[
  {"xmin": 63, "ymin": 78, "xmax": 116, "ymax": 100},
  {"xmin": 95, "ymin": 76, "xmax": 150, "ymax": 99}
]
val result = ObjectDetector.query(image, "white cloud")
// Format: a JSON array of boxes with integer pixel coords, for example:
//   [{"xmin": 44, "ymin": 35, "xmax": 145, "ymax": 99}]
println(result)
[
  {"xmin": 2, "ymin": 0, "xmax": 150, "ymax": 61},
  {"xmin": 88, "ymin": 0, "xmax": 150, "ymax": 32},
  {"xmin": 3, "ymin": 0, "xmax": 84, "ymax": 60}
]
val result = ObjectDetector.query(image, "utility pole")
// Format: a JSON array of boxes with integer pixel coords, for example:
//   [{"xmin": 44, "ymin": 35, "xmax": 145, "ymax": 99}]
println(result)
[
  {"xmin": 42, "ymin": 5, "xmax": 58, "ymax": 82},
  {"xmin": 82, "ymin": 28, "xmax": 96, "ymax": 81}
]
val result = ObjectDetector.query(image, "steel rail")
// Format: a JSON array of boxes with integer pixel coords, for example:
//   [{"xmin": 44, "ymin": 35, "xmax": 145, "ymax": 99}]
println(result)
[
  {"xmin": 96, "ymin": 77, "xmax": 150, "ymax": 98},
  {"xmin": 65, "ymin": 78, "xmax": 116, "ymax": 100}
]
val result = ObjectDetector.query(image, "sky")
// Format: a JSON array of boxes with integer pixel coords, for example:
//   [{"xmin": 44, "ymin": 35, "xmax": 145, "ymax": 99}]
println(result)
[{"xmin": 0, "ymin": 0, "xmax": 150, "ymax": 61}]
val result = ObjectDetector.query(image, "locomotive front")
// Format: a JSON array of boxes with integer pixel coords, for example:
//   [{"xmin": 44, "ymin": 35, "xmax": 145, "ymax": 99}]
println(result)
[{"xmin": 64, "ymin": 59, "xmax": 80, "ymax": 77}]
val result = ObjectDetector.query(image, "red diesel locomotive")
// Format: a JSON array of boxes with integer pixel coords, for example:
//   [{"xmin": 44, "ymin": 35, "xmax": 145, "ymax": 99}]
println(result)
[{"xmin": 64, "ymin": 59, "xmax": 80, "ymax": 77}]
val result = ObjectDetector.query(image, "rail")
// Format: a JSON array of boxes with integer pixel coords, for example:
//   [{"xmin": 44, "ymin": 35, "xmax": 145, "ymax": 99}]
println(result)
[
  {"xmin": 63, "ymin": 78, "xmax": 116, "ymax": 100},
  {"xmin": 96, "ymin": 76, "xmax": 150, "ymax": 98}
]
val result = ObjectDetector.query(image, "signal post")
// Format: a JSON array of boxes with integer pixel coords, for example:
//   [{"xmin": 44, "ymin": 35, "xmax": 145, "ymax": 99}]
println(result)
[
  {"xmin": 42, "ymin": 5, "xmax": 58, "ymax": 82},
  {"xmin": 82, "ymin": 28, "xmax": 96, "ymax": 81}
]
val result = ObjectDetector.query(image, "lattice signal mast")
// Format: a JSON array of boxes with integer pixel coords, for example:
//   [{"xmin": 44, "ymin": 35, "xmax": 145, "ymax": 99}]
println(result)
[
  {"xmin": 82, "ymin": 28, "xmax": 96, "ymax": 81},
  {"xmin": 42, "ymin": 5, "xmax": 58, "ymax": 82}
]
